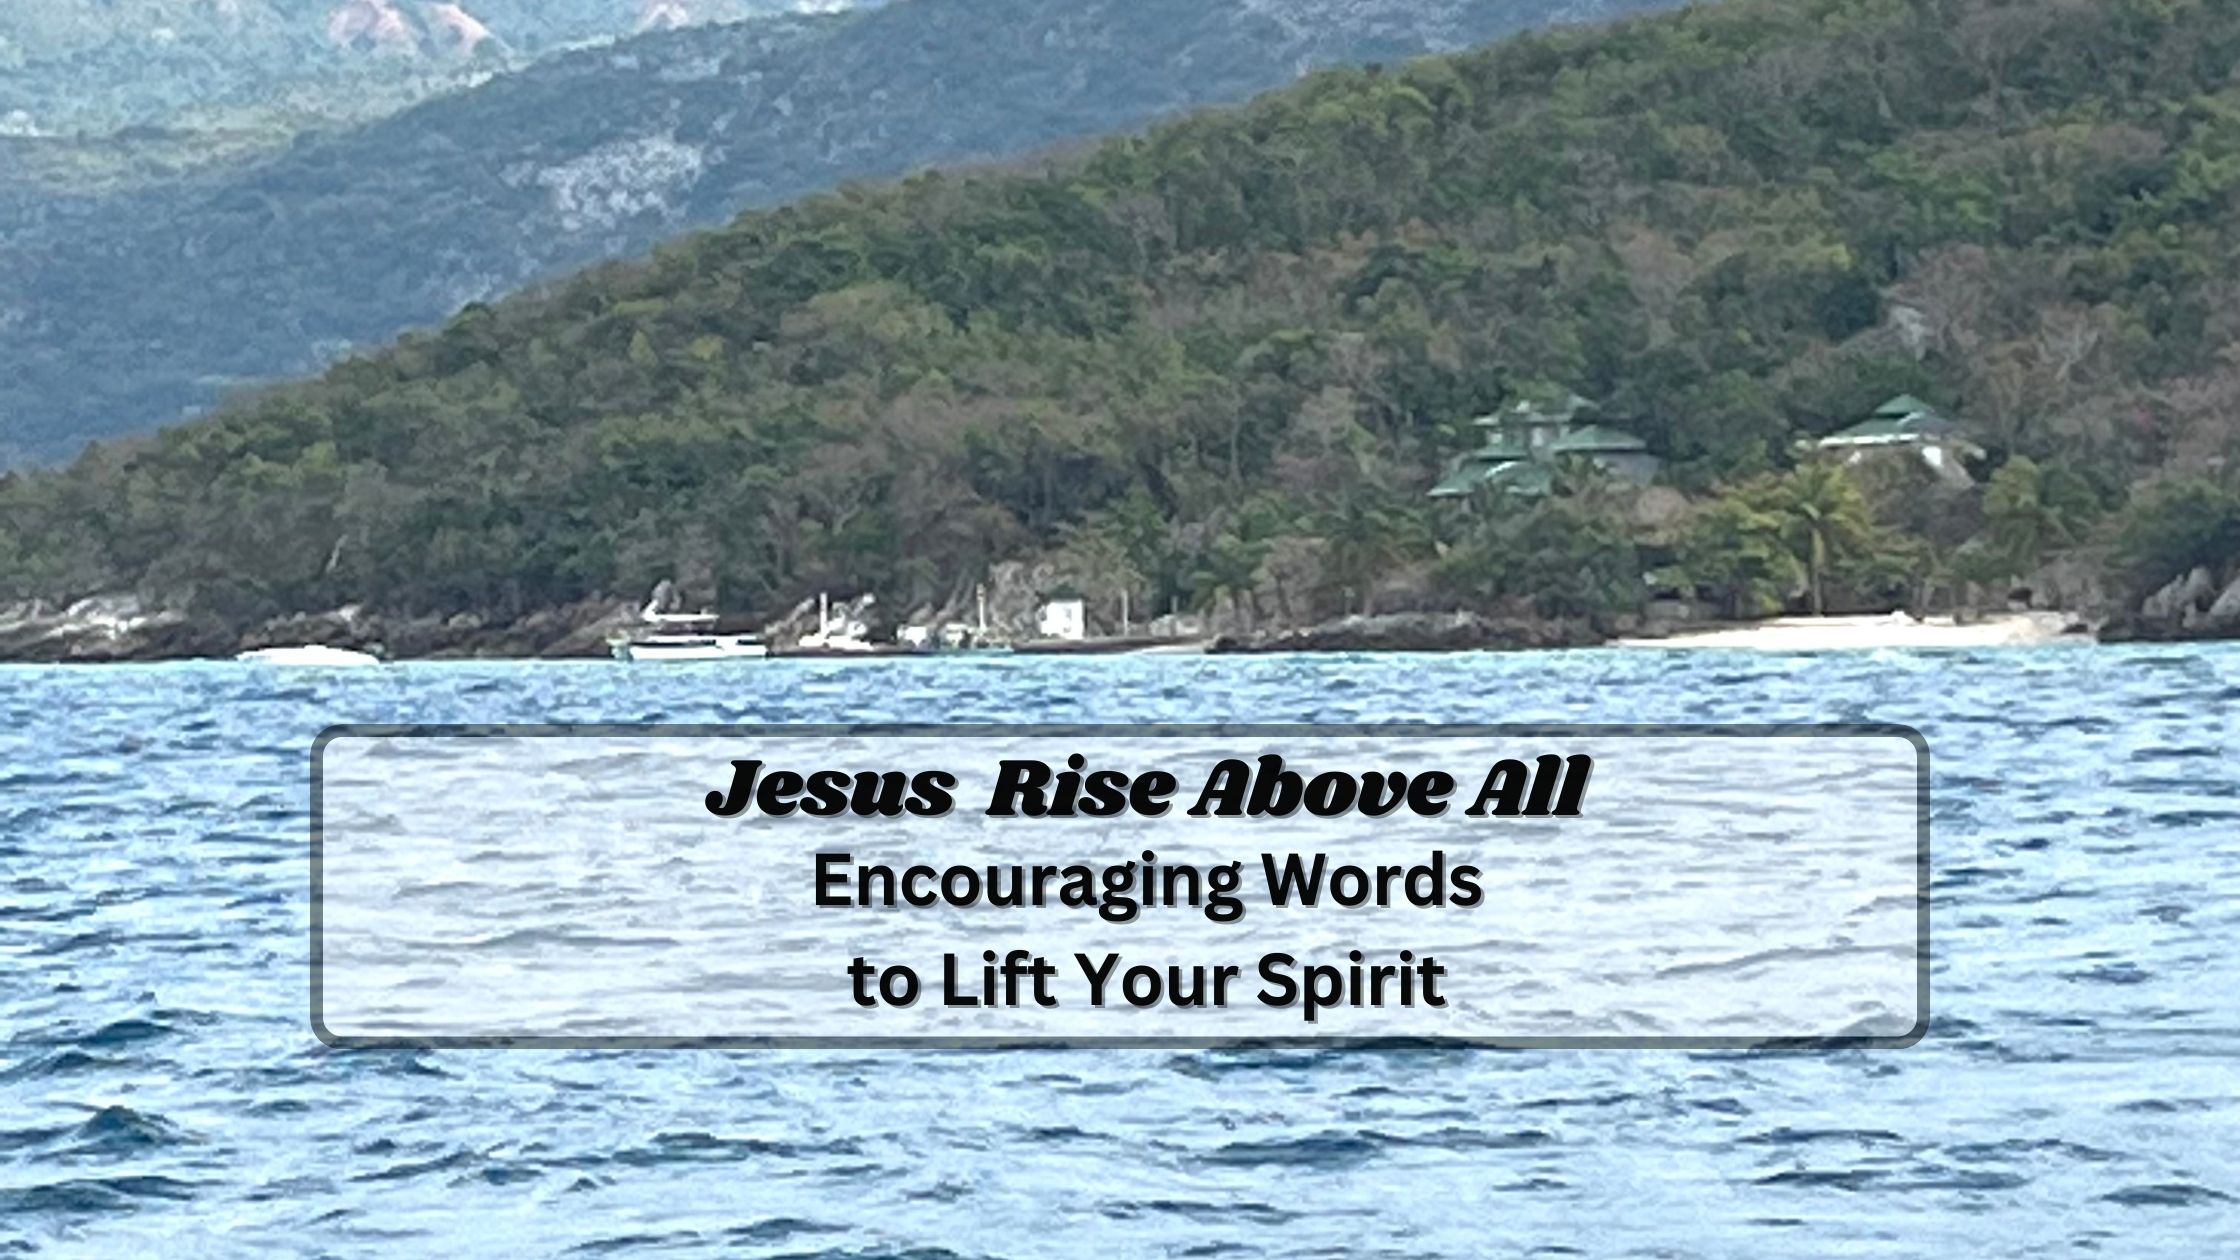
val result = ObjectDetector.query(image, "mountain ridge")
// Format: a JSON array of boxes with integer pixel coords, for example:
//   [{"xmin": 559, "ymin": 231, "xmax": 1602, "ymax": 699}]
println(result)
[
  {"xmin": 0, "ymin": 0, "xmax": 850, "ymax": 132},
  {"xmin": 0, "ymin": 0, "xmax": 1674, "ymax": 465}
]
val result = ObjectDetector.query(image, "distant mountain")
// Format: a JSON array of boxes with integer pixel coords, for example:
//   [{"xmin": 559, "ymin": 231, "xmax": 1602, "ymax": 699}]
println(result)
[
  {"xmin": 0, "ymin": 0, "xmax": 853, "ymax": 135},
  {"xmin": 0, "ymin": 0, "xmax": 1673, "ymax": 465}
]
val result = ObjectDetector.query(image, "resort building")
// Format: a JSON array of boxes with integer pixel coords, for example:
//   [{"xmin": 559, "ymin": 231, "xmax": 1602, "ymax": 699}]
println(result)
[
  {"xmin": 1036, "ymin": 598, "xmax": 1088, "ymax": 642},
  {"xmin": 1429, "ymin": 392, "xmax": 1661, "ymax": 499},
  {"xmin": 1814, "ymin": 395, "xmax": 1983, "ymax": 484}
]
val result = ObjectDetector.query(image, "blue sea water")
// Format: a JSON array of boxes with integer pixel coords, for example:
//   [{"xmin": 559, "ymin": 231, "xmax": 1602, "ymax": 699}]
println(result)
[{"xmin": 2, "ymin": 646, "xmax": 2237, "ymax": 1256}]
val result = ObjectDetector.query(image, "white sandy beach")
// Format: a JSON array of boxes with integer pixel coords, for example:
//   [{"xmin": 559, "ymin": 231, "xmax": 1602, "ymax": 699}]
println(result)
[{"xmin": 1617, "ymin": 611, "xmax": 2083, "ymax": 652}]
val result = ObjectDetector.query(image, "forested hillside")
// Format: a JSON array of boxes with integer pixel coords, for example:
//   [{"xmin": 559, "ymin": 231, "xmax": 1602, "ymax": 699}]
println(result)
[
  {"xmin": 0, "ymin": 0, "xmax": 1664, "ymax": 465},
  {"xmin": 6, "ymin": 0, "xmax": 2240, "ymax": 656}
]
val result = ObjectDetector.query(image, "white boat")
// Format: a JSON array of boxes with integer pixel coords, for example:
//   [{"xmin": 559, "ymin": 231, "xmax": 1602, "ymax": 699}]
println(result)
[
  {"xmin": 789, "ymin": 592, "xmax": 876, "ymax": 653},
  {"xmin": 610, "ymin": 611, "xmax": 768, "ymax": 662},
  {"xmin": 793, "ymin": 627, "xmax": 876, "ymax": 653},
  {"xmin": 237, "ymin": 644, "xmax": 383, "ymax": 667}
]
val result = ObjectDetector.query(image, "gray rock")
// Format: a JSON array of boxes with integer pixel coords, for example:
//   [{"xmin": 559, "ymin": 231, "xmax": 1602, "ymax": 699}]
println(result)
[
  {"xmin": 537, "ymin": 600, "xmax": 648, "ymax": 658},
  {"xmin": 0, "ymin": 591, "xmax": 228, "ymax": 661},
  {"xmin": 2142, "ymin": 566, "xmax": 2215, "ymax": 623},
  {"xmin": 240, "ymin": 607, "xmax": 370, "ymax": 651},
  {"xmin": 61, "ymin": 593, "xmax": 145, "ymax": 629},
  {"xmin": 2202, "ymin": 572, "xmax": 2240, "ymax": 632}
]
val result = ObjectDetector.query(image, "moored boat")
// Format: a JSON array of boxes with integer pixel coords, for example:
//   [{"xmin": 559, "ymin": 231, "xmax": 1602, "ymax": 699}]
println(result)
[
  {"xmin": 610, "ymin": 611, "xmax": 768, "ymax": 662},
  {"xmin": 784, "ymin": 593, "xmax": 876, "ymax": 655},
  {"xmin": 237, "ymin": 644, "xmax": 383, "ymax": 667}
]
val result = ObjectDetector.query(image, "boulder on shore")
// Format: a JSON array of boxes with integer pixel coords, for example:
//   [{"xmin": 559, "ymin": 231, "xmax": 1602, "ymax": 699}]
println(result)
[
  {"xmin": 0, "ymin": 593, "xmax": 662, "ymax": 662},
  {"xmin": 536, "ymin": 599, "xmax": 647, "ymax": 658},
  {"xmin": 2140, "ymin": 566, "xmax": 2215, "ymax": 623},
  {"xmin": 2198, "ymin": 572, "xmax": 2240, "ymax": 634},
  {"xmin": 2104, "ymin": 563, "xmax": 2240, "ymax": 642},
  {"xmin": 0, "ymin": 595, "xmax": 233, "ymax": 661},
  {"xmin": 238, "ymin": 606, "xmax": 372, "ymax": 652}
]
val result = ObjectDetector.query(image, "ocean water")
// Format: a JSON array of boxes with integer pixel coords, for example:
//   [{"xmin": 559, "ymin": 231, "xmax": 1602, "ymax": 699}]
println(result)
[{"xmin": 3, "ymin": 647, "xmax": 2237, "ymax": 1256}]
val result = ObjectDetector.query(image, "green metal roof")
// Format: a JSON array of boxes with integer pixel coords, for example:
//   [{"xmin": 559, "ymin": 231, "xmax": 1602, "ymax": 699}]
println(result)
[
  {"xmin": 1429, "ymin": 460, "xmax": 1502, "ymax": 498},
  {"xmin": 1548, "ymin": 424, "xmax": 1650, "ymax": 454},
  {"xmin": 1435, "ymin": 388, "xmax": 1656, "ymax": 497},
  {"xmin": 1485, "ymin": 461, "xmax": 1557, "ymax": 496},
  {"xmin": 1817, "ymin": 394, "xmax": 1972, "ymax": 447},
  {"xmin": 1820, "ymin": 412, "xmax": 1961, "ymax": 447}
]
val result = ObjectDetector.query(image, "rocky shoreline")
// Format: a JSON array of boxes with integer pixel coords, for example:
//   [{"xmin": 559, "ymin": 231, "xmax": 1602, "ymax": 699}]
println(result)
[
  {"xmin": 2, "ymin": 591, "xmax": 1617, "ymax": 663},
  {"xmin": 2096, "ymin": 565, "xmax": 2240, "ymax": 642},
  {"xmin": 1208, "ymin": 611, "xmax": 1603, "ymax": 654},
  {"xmin": 14, "ymin": 593, "xmax": 2225, "ymax": 663},
  {"xmin": 10, "ymin": 556, "xmax": 2240, "ymax": 664},
  {"xmin": 0, "ymin": 595, "xmax": 649, "ymax": 664}
]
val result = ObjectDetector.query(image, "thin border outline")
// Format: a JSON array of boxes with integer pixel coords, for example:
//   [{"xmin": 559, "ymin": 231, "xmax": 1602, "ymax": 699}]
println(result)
[{"xmin": 309, "ymin": 723, "xmax": 1931, "ymax": 1051}]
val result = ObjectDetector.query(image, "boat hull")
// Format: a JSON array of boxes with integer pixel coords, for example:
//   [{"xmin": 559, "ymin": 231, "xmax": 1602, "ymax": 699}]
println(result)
[
  {"xmin": 237, "ymin": 645, "xmax": 383, "ymax": 667},
  {"xmin": 614, "ymin": 638, "xmax": 769, "ymax": 662}
]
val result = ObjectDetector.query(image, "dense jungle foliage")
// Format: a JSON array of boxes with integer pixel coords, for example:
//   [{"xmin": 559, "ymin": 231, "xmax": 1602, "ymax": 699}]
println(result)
[{"xmin": 6, "ymin": 0, "xmax": 2240, "ymax": 638}]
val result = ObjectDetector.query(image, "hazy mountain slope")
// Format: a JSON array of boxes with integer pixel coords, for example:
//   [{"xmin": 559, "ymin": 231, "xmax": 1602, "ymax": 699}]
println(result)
[
  {"xmin": 0, "ymin": 0, "xmax": 851, "ymax": 135},
  {"xmin": 0, "ymin": 0, "xmax": 1672, "ymax": 465}
]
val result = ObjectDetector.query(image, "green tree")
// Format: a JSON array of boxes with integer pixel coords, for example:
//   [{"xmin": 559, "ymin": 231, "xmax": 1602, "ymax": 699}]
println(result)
[
  {"xmin": 1765, "ymin": 462, "xmax": 1886, "ymax": 615},
  {"xmin": 1677, "ymin": 494, "xmax": 1804, "ymax": 619},
  {"xmin": 1191, "ymin": 531, "xmax": 1271, "ymax": 627},
  {"xmin": 1980, "ymin": 456, "xmax": 2099, "ymax": 580},
  {"xmin": 1440, "ymin": 496, "xmax": 1644, "ymax": 627},
  {"xmin": 2113, "ymin": 478, "xmax": 2240, "ymax": 595},
  {"xmin": 1317, "ymin": 490, "xmax": 1425, "ymax": 614}
]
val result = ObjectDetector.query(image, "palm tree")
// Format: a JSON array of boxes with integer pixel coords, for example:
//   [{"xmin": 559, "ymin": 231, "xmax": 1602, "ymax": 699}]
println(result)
[
  {"xmin": 1192, "ymin": 532, "xmax": 1270, "ymax": 629},
  {"xmin": 1319, "ymin": 491, "xmax": 1420, "ymax": 614},
  {"xmin": 1982, "ymin": 456, "xmax": 2092, "ymax": 581},
  {"xmin": 1769, "ymin": 462, "xmax": 1880, "ymax": 615}
]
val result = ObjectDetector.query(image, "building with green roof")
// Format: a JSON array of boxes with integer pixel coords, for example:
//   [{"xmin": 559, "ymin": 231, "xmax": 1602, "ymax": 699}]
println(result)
[
  {"xmin": 1429, "ymin": 392, "xmax": 1660, "ymax": 499},
  {"xmin": 1815, "ymin": 395, "xmax": 1983, "ymax": 483}
]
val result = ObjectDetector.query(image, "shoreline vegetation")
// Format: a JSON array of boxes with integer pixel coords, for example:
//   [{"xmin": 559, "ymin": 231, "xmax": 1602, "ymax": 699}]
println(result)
[{"xmin": 9, "ymin": 0, "xmax": 2240, "ymax": 660}]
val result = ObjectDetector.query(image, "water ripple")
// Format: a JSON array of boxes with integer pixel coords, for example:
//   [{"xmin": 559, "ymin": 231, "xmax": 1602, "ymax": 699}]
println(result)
[{"xmin": 0, "ymin": 648, "xmax": 2235, "ymax": 1255}]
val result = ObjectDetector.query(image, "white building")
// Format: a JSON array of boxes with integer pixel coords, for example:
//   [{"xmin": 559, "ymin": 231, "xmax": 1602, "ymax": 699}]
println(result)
[{"xmin": 1037, "ymin": 599, "xmax": 1087, "ymax": 642}]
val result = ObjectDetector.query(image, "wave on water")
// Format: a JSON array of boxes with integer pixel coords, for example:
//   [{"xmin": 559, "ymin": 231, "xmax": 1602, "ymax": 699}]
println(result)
[{"xmin": 0, "ymin": 649, "xmax": 2236, "ymax": 1254}]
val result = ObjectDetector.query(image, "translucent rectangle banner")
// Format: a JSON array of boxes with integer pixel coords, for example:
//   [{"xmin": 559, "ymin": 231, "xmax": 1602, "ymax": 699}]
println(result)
[{"xmin": 311, "ymin": 725, "xmax": 1928, "ymax": 1049}]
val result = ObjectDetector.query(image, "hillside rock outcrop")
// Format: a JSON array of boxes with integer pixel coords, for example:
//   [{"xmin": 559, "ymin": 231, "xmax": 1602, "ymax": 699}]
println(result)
[
  {"xmin": 0, "ymin": 594, "xmax": 647, "ymax": 661},
  {"xmin": 0, "ymin": 596, "xmax": 232, "ymax": 661}
]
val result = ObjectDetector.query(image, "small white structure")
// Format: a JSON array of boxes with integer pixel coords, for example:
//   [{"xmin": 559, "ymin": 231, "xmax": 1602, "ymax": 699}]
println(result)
[{"xmin": 1037, "ymin": 599, "xmax": 1088, "ymax": 642}]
